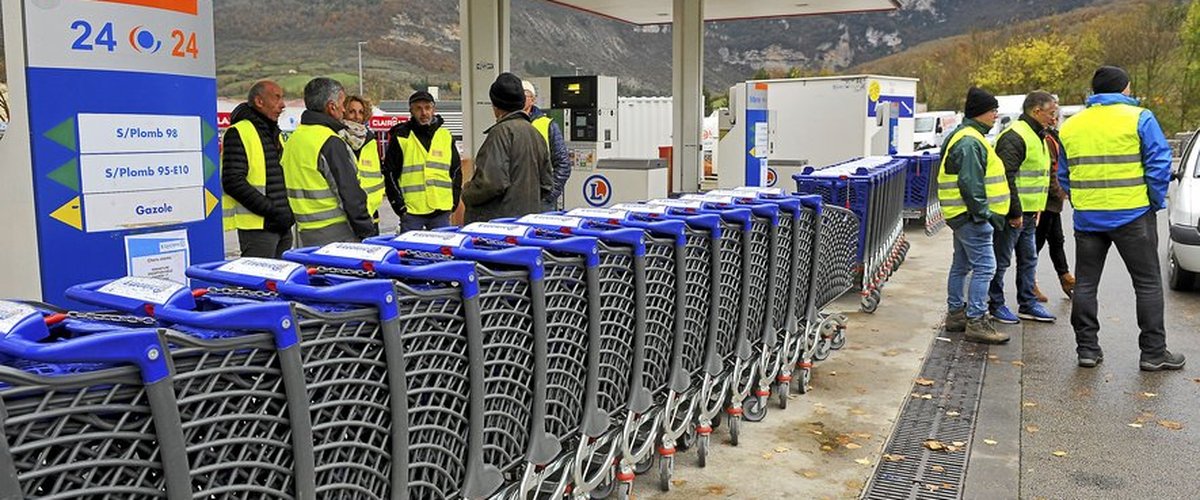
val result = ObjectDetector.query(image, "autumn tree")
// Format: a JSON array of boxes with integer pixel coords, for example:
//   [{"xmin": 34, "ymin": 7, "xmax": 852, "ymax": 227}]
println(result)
[
  {"xmin": 1179, "ymin": 0, "xmax": 1200, "ymax": 127},
  {"xmin": 973, "ymin": 35, "xmax": 1074, "ymax": 96}
]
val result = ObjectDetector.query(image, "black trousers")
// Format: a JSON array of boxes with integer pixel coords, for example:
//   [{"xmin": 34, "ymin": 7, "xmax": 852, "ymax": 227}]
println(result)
[
  {"xmin": 1035, "ymin": 211, "xmax": 1070, "ymax": 276},
  {"xmin": 1071, "ymin": 211, "xmax": 1166, "ymax": 359},
  {"xmin": 237, "ymin": 229, "xmax": 293, "ymax": 259}
]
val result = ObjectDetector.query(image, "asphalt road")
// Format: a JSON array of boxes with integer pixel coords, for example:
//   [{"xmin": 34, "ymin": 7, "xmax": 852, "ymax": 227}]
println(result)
[{"xmin": 970, "ymin": 207, "xmax": 1200, "ymax": 499}]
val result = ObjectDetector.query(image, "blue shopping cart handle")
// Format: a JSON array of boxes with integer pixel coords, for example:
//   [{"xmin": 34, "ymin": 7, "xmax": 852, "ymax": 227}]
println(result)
[
  {"xmin": 154, "ymin": 300, "xmax": 301, "ymax": 350},
  {"xmin": 187, "ymin": 258, "xmax": 310, "ymax": 290},
  {"xmin": 502, "ymin": 215, "xmax": 648, "ymax": 257},
  {"xmin": 66, "ymin": 277, "xmax": 197, "ymax": 313},
  {"xmin": 368, "ymin": 232, "xmax": 545, "ymax": 281},
  {"xmin": 681, "ymin": 194, "xmax": 779, "ymax": 224},
  {"xmin": 563, "ymin": 208, "xmax": 688, "ymax": 246},
  {"xmin": 651, "ymin": 210, "xmax": 723, "ymax": 239},
  {"xmin": 284, "ymin": 246, "xmax": 481, "ymax": 299},
  {"xmin": 461, "ymin": 222, "xmax": 601, "ymax": 267},
  {"xmin": 0, "ymin": 326, "xmax": 172, "ymax": 384}
]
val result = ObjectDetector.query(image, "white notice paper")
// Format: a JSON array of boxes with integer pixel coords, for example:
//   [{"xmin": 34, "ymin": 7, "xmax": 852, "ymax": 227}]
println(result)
[
  {"xmin": 125, "ymin": 229, "xmax": 190, "ymax": 285},
  {"xmin": 98, "ymin": 276, "xmax": 187, "ymax": 305},
  {"xmin": 217, "ymin": 258, "xmax": 303, "ymax": 281},
  {"xmin": 0, "ymin": 301, "xmax": 39, "ymax": 335}
]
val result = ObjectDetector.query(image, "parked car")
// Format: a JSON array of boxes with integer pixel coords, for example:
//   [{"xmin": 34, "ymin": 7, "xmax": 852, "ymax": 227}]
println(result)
[
  {"xmin": 913, "ymin": 111, "xmax": 960, "ymax": 151},
  {"xmin": 1167, "ymin": 129, "xmax": 1200, "ymax": 290}
]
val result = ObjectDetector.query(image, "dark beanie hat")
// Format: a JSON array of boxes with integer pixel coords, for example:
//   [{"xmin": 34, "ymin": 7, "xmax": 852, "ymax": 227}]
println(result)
[
  {"xmin": 408, "ymin": 90, "xmax": 435, "ymax": 105},
  {"xmin": 964, "ymin": 86, "xmax": 999, "ymax": 119},
  {"xmin": 1092, "ymin": 65, "xmax": 1130, "ymax": 94},
  {"xmin": 490, "ymin": 73, "xmax": 525, "ymax": 112}
]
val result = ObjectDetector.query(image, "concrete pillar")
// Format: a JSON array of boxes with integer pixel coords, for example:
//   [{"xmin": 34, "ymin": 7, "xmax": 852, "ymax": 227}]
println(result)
[
  {"xmin": 0, "ymin": 2, "xmax": 44, "ymax": 299},
  {"xmin": 459, "ymin": 0, "xmax": 511, "ymax": 160},
  {"xmin": 671, "ymin": 0, "xmax": 704, "ymax": 193}
]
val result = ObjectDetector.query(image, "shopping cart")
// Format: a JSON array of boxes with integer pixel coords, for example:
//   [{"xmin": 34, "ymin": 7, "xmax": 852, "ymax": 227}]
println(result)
[
  {"xmin": 364, "ymin": 231, "xmax": 560, "ymax": 499},
  {"xmin": 643, "ymin": 198, "xmax": 752, "ymax": 464},
  {"xmin": 564, "ymin": 206, "xmax": 693, "ymax": 491},
  {"xmin": 810, "ymin": 204, "xmax": 861, "ymax": 362},
  {"xmin": 794, "ymin": 156, "xmax": 909, "ymax": 313},
  {"xmin": 454, "ymin": 222, "xmax": 610, "ymax": 499},
  {"xmin": 283, "ymin": 242, "xmax": 505, "ymax": 499},
  {"xmin": 501, "ymin": 213, "xmax": 649, "ymax": 500},
  {"xmin": 180, "ymin": 256, "xmax": 407, "ymax": 500},
  {"xmin": 608, "ymin": 203, "xmax": 724, "ymax": 490},
  {"xmin": 894, "ymin": 152, "xmax": 945, "ymax": 235},
  {"xmin": 0, "ymin": 298, "xmax": 191, "ymax": 499},
  {"xmin": 58, "ymin": 274, "xmax": 321, "ymax": 499}
]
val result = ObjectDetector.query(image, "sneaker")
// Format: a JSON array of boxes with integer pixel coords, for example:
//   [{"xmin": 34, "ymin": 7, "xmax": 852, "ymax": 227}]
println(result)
[
  {"xmin": 1018, "ymin": 303, "xmax": 1056, "ymax": 323},
  {"xmin": 945, "ymin": 308, "xmax": 967, "ymax": 333},
  {"xmin": 1033, "ymin": 282, "xmax": 1048, "ymax": 303},
  {"xmin": 965, "ymin": 316, "xmax": 1010, "ymax": 345},
  {"xmin": 990, "ymin": 305, "xmax": 1020, "ymax": 324},
  {"xmin": 1078, "ymin": 353, "xmax": 1103, "ymax": 368},
  {"xmin": 1140, "ymin": 351, "xmax": 1186, "ymax": 371},
  {"xmin": 1059, "ymin": 273, "xmax": 1076, "ymax": 297}
]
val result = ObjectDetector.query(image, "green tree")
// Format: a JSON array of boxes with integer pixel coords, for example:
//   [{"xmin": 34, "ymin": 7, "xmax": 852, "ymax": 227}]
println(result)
[
  {"xmin": 973, "ymin": 35, "xmax": 1074, "ymax": 95},
  {"xmin": 1179, "ymin": 0, "xmax": 1200, "ymax": 128}
]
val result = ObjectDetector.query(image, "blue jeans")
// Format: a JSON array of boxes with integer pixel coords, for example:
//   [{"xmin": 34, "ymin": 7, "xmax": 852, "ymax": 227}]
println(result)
[
  {"xmin": 989, "ymin": 213, "xmax": 1038, "ymax": 311},
  {"xmin": 400, "ymin": 211, "xmax": 452, "ymax": 233},
  {"xmin": 948, "ymin": 220, "xmax": 997, "ymax": 319}
]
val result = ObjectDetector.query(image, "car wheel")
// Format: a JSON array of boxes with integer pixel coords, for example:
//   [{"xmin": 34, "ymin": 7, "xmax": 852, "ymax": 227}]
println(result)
[{"xmin": 1168, "ymin": 247, "xmax": 1196, "ymax": 291}]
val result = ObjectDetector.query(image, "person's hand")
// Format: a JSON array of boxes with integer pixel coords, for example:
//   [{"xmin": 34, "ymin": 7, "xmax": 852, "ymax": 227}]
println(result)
[
  {"xmin": 1008, "ymin": 216, "xmax": 1023, "ymax": 229},
  {"xmin": 1035, "ymin": 212, "xmax": 1041, "ymax": 226}
]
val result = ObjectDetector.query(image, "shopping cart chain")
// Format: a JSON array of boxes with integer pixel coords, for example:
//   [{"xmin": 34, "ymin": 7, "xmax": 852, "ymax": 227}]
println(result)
[
  {"xmin": 66, "ymin": 310, "xmax": 157, "ymax": 325},
  {"xmin": 205, "ymin": 287, "xmax": 280, "ymax": 299}
]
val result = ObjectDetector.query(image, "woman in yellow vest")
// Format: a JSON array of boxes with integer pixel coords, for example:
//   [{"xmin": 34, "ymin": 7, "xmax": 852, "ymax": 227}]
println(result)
[
  {"xmin": 938, "ymin": 87, "xmax": 1011, "ymax": 345},
  {"xmin": 341, "ymin": 95, "xmax": 385, "ymax": 228},
  {"xmin": 381, "ymin": 91, "xmax": 462, "ymax": 232},
  {"xmin": 989, "ymin": 91, "xmax": 1059, "ymax": 325}
]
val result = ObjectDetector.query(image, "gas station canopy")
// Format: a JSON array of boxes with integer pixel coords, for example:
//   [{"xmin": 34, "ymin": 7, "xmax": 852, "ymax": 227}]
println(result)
[{"xmin": 545, "ymin": 0, "xmax": 901, "ymax": 25}]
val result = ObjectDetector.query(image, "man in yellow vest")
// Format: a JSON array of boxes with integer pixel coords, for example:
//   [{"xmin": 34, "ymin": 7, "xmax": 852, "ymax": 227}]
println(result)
[
  {"xmin": 1059, "ymin": 66, "xmax": 1182, "ymax": 371},
  {"xmin": 939, "ymin": 87, "xmax": 1011, "ymax": 345},
  {"xmin": 221, "ymin": 80, "xmax": 294, "ymax": 258},
  {"xmin": 280, "ymin": 77, "xmax": 378, "ymax": 246},
  {"xmin": 341, "ymin": 95, "xmax": 385, "ymax": 228},
  {"xmin": 381, "ymin": 91, "xmax": 461, "ymax": 232},
  {"xmin": 989, "ymin": 91, "xmax": 1059, "ymax": 324},
  {"xmin": 522, "ymin": 81, "xmax": 570, "ymax": 211}
]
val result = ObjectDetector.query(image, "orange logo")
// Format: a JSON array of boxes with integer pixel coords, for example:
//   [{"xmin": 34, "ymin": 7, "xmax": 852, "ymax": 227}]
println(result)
[{"xmin": 99, "ymin": 0, "xmax": 197, "ymax": 15}]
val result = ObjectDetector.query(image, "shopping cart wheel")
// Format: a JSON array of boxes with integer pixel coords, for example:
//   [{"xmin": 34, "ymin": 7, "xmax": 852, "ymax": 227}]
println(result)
[
  {"xmin": 861, "ymin": 293, "xmax": 879, "ymax": 314},
  {"xmin": 697, "ymin": 433, "xmax": 710, "ymax": 468},
  {"xmin": 830, "ymin": 326, "xmax": 847, "ymax": 350},
  {"xmin": 633, "ymin": 452, "xmax": 655, "ymax": 475},
  {"xmin": 777, "ymin": 382, "xmax": 790, "ymax": 410},
  {"xmin": 590, "ymin": 473, "xmax": 616, "ymax": 499},
  {"xmin": 677, "ymin": 425, "xmax": 697, "ymax": 451},
  {"xmin": 742, "ymin": 394, "xmax": 768, "ymax": 422},
  {"xmin": 813, "ymin": 337, "xmax": 832, "ymax": 361},
  {"xmin": 728, "ymin": 414, "xmax": 741, "ymax": 446},
  {"xmin": 615, "ymin": 480, "xmax": 633, "ymax": 500},
  {"xmin": 658, "ymin": 455, "xmax": 675, "ymax": 492}
]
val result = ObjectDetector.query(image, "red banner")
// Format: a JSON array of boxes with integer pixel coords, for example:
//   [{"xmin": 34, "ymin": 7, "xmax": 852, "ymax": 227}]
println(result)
[{"xmin": 369, "ymin": 115, "xmax": 407, "ymax": 131}]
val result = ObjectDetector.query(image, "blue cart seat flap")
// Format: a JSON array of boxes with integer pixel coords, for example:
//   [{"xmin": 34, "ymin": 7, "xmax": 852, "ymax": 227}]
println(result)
[
  {"xmin": 187, "ymin": 258, "xmax": 310, "ymax": 291},
  {"xmin": 463, "ymin": 222, "xmax": 601, "ymax": 267},
  {"xmin": 514, "ymin": 214, "xmax": 646, "ymax": 257},
  {"xmin": 66, "ymin": 276, "xmax": 195, "ymax": 313},
  {"xmin": 0, "ymin": 300, "xmax": 170, "ymax": 383}
]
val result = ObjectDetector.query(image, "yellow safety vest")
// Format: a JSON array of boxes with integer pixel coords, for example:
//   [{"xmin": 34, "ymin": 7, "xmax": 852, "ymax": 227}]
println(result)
[
  {"xmin": 356, "ymin": 138, "xmax": 385, "ymax": 220},
  {"xmin": 221, "ymin": 120, "xmax": 268, "ymax": 231},
  {"xmin": 996, "ymin": 119, "xmax": 1050, "ymax": 212},
  {"xmin": 280, "ymin": 124, "xmax": 348, "ymax": 231},
  {"xmin": 1058, "ymin": 103, "xmax": 1148, "ymax": 212},
  {"xmin": 532, "ymin": 115, "xmax": 552, "ymax": 149},
  {"xmin": 938, "ymin": 125, "xmax": 1012, "ymax": 220},
  {"xmin": 397, "ymin": 128, "xmax": 455, "ymax": 215}
]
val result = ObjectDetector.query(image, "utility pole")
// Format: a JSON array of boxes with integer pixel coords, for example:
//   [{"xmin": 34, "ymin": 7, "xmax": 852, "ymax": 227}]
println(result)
[{"xmin": 357, "ymin": 41, "xmax": 367, "ymax": 96}]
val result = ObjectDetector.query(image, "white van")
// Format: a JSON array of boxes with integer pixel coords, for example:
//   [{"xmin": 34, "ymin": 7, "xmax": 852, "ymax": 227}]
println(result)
[
  {"xmin": 1167, "ymin": 129, "xmax": 1200, "ymax": 290},
  {"xmin": 913, "ymin": 111, "xmax": 960, "ymax": 150}
]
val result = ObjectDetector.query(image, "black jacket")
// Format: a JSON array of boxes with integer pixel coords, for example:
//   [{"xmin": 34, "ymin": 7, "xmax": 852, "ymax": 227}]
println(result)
[
  {"xmin": 993, "ymin": 113, "xmax": 1047, "ymax": 217},
  {"xmin": 381, "ymin": 115, "xmax": 462, "ymax": 216},
  {"xmin": 221, "ymin": 103, "xmax": 293, "ymax": 233},
  {"xmin": 462, "ymin": 111, "xmax": 553, "ymax": 224},
  {"xmin": 299, "ymin": 110, "xmax": 378, "ymax": 239}
]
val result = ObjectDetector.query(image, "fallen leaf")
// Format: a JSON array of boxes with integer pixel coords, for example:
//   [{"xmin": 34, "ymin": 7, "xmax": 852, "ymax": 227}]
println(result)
[
  {"xmin": 987, "ymin": 354, "xmax": 1000, "ymax": 360},
  {"xmin": 852, "ymin": 432, "xmax": 873, "ymax": 440},
  {"xmin": 922, "ymin": 394, "xmax": 934, "ymax": 400},
  {"xmin": 810, "ymin": 429, "xmax": 824, "ymax": 436},
  {"xmin": 1023, "ymin": 401, "xmax": 1038, "ymax": 408},
  {"xmin": 705, "ymin": 484, "xmax": 728, "ymax": 495},
  {"xmin": 882, "ymin": 454, "xmax": 905, "ymax": 462},
  {"xmin": 983, "ymin": 439, "xmax": 998, "ymax": 445},
  {"xmin": 799, "ymin": 470, "xmax": 820, "ymax": 479},
  {"xmin": 672, "ymin": 479, "xmax": 687, "ymax": 486},
  {"xmin": 926, "ymin": 484, "xmax": 940, "ymax": 492},
  {"xmin": 845, "ymin": 443, "xmax": 862, "ymax": 450},
  {"xmin": 821, "ymin": 445, "xmax": 834, "ymax": 452},
  {"xmin": 774, "ymin": 446, "xmax": 790, "ymax": 453},
  {"xmin": 1128, "ymin": 423, "xmax": 1144, "ymax": 428},
  {"xmin": 923, "ymin": 440, "xmax": 946, "ymax": 451},
  {"xmin": 951, "ymin": 441, "xmax": 966, "ymax": 447},
  {"xmin": 931, "ymin": 465, "xmax": 946, "ymax": 472},
  {"xmin": 1011, "ymin": 360, "xmax": 1026, "ymax": 367},
  {"xmin": 1141, "ymin": 392, "xmax": 1158, "ymax": 399},
  {"xmin": 845, "ymin": 479, "xmax": 865, "ymax": 490},
  {"xmin": 1052, "ymin": 450, "xmax": 1068, "ymax": 457},
  {"xmin": 883, "ymin": 349, "xmax": 900, "ymax": 357},
  {"xmin": 1191, "ymin": 378, "xmax": 1200, "ymax": 383},
  {"xmin": 812, "ymin": 402, "xmax": 826, "ymax": 408},
  {"xmin": 854, "ymin": 458, "xmax": 871, "ymax": 466},
  {"xmin": 946, "ymin": 411, "xmax": 961, "ymax": 417},
  {"xmin": 855, "ymin": 386, "xmax": 869, "ymax": 395},
  {"xmin": 849, "ymin": 408, "xmax": 867, "ymax": 415},
  {"xmin": 1158, "ymin": 420, "xmax": 1184, "ymax": 431},
  {"xmin": 761, "ymin": 452, "xmax": 774, "ymax": 460},
  {"xmin": 914, "ymin": 377, "xmax": 936, "ymax": 386},
  {"xmin": 942, "ymin": 483, "xmax": 955, "ymax": 489},
  {"xmin": 1026, "ymin": 425, "xmax": 1039, "ymax": 434},
  {"xmin": 788, "ymin": 394, "xmax": 799, "ymax": 400}
]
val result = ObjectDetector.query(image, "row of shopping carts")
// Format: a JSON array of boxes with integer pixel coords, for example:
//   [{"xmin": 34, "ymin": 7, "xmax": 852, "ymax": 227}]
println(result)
[
  {"xmin": 793, "ymin": 156, "xmax": 912, "ymax": 313},
  {"xmin": 895, "ymin": 152, "xmax": 946, "ymax": 236},
  {"xmin": 0, "ymin": 189, "xmax": 860, "ymax": 500}
]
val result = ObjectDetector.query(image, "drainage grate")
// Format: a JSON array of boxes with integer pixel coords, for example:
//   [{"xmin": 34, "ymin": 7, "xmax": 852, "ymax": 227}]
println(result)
[{"xmin": 863, "ymin": 332, "xmax": 989, "ymax": 499}]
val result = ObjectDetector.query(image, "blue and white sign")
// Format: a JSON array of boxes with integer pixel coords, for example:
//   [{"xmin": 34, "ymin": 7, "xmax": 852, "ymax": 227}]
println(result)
[
  {"xmin": 19, "ymin": 0, "xmax": 220, "ymax": 307},
  {"xmin": 583, "ymin": 174, "xmax": 613, "ymax": 207},
  {"xmin": 868, "ymin": 95, "xmax": 915, "ymax": 118}
]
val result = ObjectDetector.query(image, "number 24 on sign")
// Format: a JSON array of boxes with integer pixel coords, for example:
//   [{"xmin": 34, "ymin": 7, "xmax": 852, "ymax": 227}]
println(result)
[{"xmin": 70, "ymin": 20, "xmax": 198, "ymax": 59}]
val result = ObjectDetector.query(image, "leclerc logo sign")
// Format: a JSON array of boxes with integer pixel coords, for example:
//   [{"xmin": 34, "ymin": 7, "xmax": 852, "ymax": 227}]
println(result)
[
  {"xmin": 766, "ymin": 167, "xmax": 778, "ymax": 187},
  {"xmin": 583, "ymin": 174, "xmax": 612, "ymax": 207}
]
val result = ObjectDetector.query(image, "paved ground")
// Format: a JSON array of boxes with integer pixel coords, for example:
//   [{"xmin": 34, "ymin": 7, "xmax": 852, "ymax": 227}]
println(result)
[
  {"xmin": 635, "ymin": 225, "xmax": 953, "ymax": 499},
  {"xmin": 964, "ymin": 208, "xmax": 1200, "ymax": 500}
]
